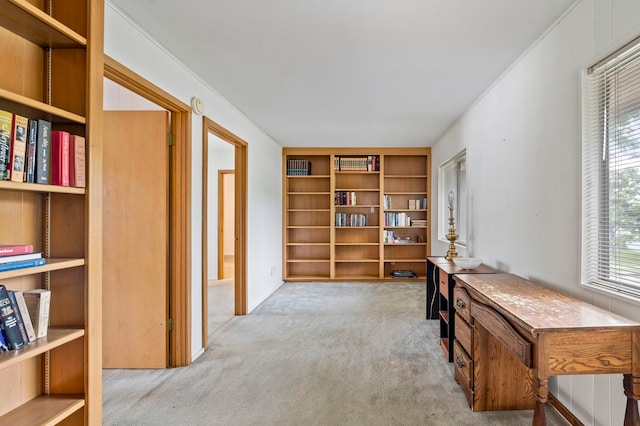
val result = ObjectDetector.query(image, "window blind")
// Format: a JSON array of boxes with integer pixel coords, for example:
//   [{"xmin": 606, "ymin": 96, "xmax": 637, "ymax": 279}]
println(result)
[{"xmin": 582, "ymin": 38, "xmax": 640, "ymax": 300}]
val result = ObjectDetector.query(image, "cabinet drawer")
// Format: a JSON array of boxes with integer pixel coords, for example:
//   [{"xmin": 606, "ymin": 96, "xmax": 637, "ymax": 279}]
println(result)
[
  {"xmin": 455, "ymin": 313, "xmax": 472, "ymax": 354},
  {"xmin": 439, "ymin": 268, "xmax": 449, "ymax": 299},
  {"xmin": 453, "ymin": 340, "xmax": 473, "ymax": 408},
  {"xmin": 453, "ymin": 287, "xmax": 471, "ymax": 323}
]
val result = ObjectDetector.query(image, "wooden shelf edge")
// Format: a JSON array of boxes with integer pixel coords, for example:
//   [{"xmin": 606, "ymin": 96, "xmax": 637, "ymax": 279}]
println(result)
[
  {"xmin": 0, "ymin": 180, "xmax": 85, "ymax": 194},
  {"xmin": 0, "ymin": 328, "xmax": 84, "ymax": 370},
  {"xmin": 334, "ymin": 204, "xmax": 379, "ymax": 208},
  {"xmin": 286, "ymin": 259, "xmax": 330, "ymax": 263},
  {"xmin": 286, "ymin": 175, "xmax": 330, "ymax": 178},
  {"xmin": 287, "ymin": 191, "xmax": 331, "ymax": 195},
  {"xmin": 384, "ymin": 259, "xmax": 428, "ymax": 262},
  {"xmin": 0, "ymin": 0, "xmax": 86, "ymax": 47},
  {"xmin": 384, "ymin": 175, "xmax": 428, "ymax": 178},
  {"xmin": 0, "ymin": 394, "xmax": 84, "ymax": 426},
  {"xmin": 0, "ymin": 258, "xmax": 85, "ymax": 279},
  {"xmin": 0, "ymin": 87, "xmax": 86, "ymax": 124},
  {"xmin": 335, "ymin": 259, "xmax": 379, "ymax": 263},
  {"xmin": 286, "ymin": 243, "xmax": 330, "ymax": 246}
]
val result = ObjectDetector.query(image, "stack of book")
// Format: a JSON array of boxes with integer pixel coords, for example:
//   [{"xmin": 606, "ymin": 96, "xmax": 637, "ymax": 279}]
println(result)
[
  {"xmin": 411, "ymin": 219, "xmax": 427, "ymax": 227},
  {"xmin": 0, "ymin": 244, "xmax": 45, "ymax": 272},
  {"xmin": 334, "ymin": 155, "xmax": 379, "ymax": 171}
]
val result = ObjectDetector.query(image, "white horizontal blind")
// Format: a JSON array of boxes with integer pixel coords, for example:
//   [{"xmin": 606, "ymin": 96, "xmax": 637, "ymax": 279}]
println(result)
[{"xmin": 582, "ymin": 38, "xmax": 640, "ymax": 300}]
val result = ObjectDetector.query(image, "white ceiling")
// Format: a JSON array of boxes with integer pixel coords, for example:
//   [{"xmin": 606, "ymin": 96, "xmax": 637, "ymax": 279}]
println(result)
[{"xmin": 109, "ymin": 0, "xmax": 576, "ymax": 148}]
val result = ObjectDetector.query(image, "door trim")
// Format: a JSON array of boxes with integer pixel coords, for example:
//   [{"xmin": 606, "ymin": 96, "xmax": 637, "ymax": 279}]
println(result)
[
  {"xmin": 217, "ymin": 170, "xmax": 234, "ymax": 280},
  {"xmin": 104, "ymin": 55, "xmax": 192, "ymax": 367},
  {"xmin": 202, "ymin": 117, "xmax": 248, "ymax": 349}
]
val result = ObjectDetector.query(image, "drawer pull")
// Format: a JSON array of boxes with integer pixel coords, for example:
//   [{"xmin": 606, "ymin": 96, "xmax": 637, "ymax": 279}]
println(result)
[
  {"xmin": 455, "ymin": 355, "xmax": 465, "ymax": 368},
  {"xmin": 456, "ymin": 299, "xmax": 465, "ymax": 309}
]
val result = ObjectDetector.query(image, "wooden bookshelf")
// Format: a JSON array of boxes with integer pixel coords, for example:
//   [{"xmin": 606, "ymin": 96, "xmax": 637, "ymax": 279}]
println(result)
[
  {"xmin": 283, "ymin": 148, "xmax": 431, "ymax": 281},
  {"xmin": 0, "ymin": 0, "xmax": 103, "ymax": 424}
]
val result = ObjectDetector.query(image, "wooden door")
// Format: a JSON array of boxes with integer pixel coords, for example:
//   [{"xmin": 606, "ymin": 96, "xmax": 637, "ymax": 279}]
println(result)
[{"xmin": 102, "ymin": 110, "xmax": 169, "ymax": 368}]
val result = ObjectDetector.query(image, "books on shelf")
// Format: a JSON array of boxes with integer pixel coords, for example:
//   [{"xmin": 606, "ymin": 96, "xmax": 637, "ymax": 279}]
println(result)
[
  {"xmin": 12, "ymin": 290, "xmax": 36, "ymax": 342},
  {"xmin": 411, "ymin": 219, "xmax": 427, "ymax": 227},
  {"xmin": 0, "ymin": 110, "xmax": 12, "ymax": 181},
  {"xmin": 408, "ymin": 197, "xmax": 427, "ymax": 209},
  {"xmin": 23, "ymin": 289, "xmax": 50, "ymax": 339},
  {"xmin": 51, "ymin": 130, "xmax": 70, "ymax": 187},
  {"xmin": 25, "ymin": 119, "xmax": 38, "ymax": 183},
  {"xmin": 0, "ymin": 252, "xmax": 43, "ymax": 264},
  {"xmin": 335, "ymin": 191, "xmax": 357, "ymax": 206},
  {"xmin": 69, "ymin": 134, "xmax": 86, "ymax": 188},
  {"xmin": 383, "ymin": 230, "xmax": 414, "ymax": 244},
  {"xmin": 35, "ymin": 119, "xmax": 51, "ymax": 184},
  {"xmin": 0, "ymin": 244, "xmax": 34, "ymax": 257},
  {"xmin": 0, "ymin": 257, "xmax": 45, "ymax": 272},
  {"xmin": 384, "ymin": 212, "xmax": 411, "ymax": 227},
  {"xmin": 7, "ymin": 290, "xmax": 30, "ymax": 344},
  {"xmin": 0, "ymin": 284, "xmax": 25, "ymax": 350},
  {"xmin": 9, "ymin": 114, "xmax": 28, "ymax": 183},
  {"xmin": 286, "ymin": 159, "xmax": 311, "ymax": 176},
  {"xmin": 334, "ymin": 155, "xmax": 379, "ymax": 171},
  {"xmin": 335, "ymin": 212, "xmax": 368, "ymax": 226}
]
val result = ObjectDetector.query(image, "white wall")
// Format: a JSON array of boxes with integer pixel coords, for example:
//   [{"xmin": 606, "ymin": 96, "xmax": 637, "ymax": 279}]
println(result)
[
  {"xmin": 431, "ymin": 1, "xmax": 640, "ymax": 424},
  {"xmin": 105, "ymin": 1, "xmax": 284, "ymax": 361}
]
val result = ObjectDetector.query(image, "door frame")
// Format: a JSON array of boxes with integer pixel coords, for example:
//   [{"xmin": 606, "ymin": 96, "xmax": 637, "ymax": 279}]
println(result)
[
  {"xmin": 104, "ymin": 56, "xmax": 192, "ymax": 367},
  {"xmin": 217, "ymin": 170, "xmax": 234, "ymax": 280},
  {"xmin": 202, "ymin": 117, "xmax": 248, "ymax": 349}
]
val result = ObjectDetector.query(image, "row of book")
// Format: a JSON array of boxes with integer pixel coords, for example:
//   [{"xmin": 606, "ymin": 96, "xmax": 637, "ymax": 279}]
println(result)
[
  {"xmin": 335, "ymin": 191, "xmax": 357, "ymax": 206},
  {"xmin": 0, "ymin": 244, "xmax": 46, "ymax": 272},
  {"xmin": 383, "ymin": 230, "xmax": 414, "ymax": 244},
  {"xmin": 384, "ymin": 212, "xmax": 413, "ymax": 227},
  {"xmin": 286, "ymin": 159, "xmax": 312, "ymax": 176},
  {"xmin": 334, "ymin": 155, "xmax": 379, "ymax": 172},
  {"xmin": 335, "ymin": 213, "xmax": 368, "ymax": 227},
  {"xmin": 0, "ymin": 109, "xmax": 85, "ymax": 187},
  {"xmin": 0, "ymin": 284, "xmax": 50, "ymax": 352},
  {"xmin": 383, "ymin": 195, "xmax": 427, "ymax": 210}
]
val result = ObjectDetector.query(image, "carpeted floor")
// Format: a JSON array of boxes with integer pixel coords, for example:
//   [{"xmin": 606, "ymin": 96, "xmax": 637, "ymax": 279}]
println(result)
[{"xmin": 102, "ymin": 281, "xmax": 569, "ymax": 425}]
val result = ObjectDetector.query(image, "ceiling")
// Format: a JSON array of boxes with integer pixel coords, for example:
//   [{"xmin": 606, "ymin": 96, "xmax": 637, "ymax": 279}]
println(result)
[{"xmin": 108, "ymin": 0, "xmax": 576, "ymax": 148}]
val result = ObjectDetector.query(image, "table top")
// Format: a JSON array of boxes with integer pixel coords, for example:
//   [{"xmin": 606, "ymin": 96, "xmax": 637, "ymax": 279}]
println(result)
[
  {"xmin": 453, "ymin": 273, "xmax": 640, "ymax": 334},
  {"xmin": 427, "ymin": 257, "xmax": 496, "ymax": 275}
]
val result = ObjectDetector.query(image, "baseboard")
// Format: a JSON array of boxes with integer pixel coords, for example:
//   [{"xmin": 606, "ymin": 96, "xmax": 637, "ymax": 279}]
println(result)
[
  {"xmin": 248, "ymin": 280, "xmax": 284, "ymax": 313},
  {"xmin": 548, "ymin": 392, "xmax": 584, "ymax": 426}
]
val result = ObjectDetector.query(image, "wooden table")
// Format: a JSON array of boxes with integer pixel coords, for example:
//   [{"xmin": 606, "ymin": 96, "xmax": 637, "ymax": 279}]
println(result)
[{"xmin": 452, "ymin": 273, "xmax": 640, "ymax": 426}]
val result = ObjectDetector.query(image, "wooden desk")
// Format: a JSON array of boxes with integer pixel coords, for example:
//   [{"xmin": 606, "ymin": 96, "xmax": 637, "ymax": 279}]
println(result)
[{"xmin": 452, "ymin": 273, "xmax": 640, "ymax": 426}]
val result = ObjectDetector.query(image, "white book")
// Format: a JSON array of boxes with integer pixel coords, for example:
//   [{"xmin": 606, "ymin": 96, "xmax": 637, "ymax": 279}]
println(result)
[
  {"xmin": 13, "ymin": 290, "xmax": 36, "ymax": 342},
  {"xmin": 0, "ymin": 252, "xmax": 43, "ymax": 264},
  {"xmin": 23, "ymin": 289, "xmax": 51, "ymax": 339}
]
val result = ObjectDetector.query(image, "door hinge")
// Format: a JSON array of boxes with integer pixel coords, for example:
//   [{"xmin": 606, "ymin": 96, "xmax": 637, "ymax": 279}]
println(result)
[
  {"xmin": 166, "ymin": 318, "xmax": 174, "ymax": 331},
  {"xmin": 167, "ymin": 133, "xmax": 175, "ymax": 146}
]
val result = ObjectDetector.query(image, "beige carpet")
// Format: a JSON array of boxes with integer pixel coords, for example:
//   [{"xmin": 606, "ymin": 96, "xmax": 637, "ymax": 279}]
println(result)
[{"xmin": 102, "ymin": 281, "xmax": 569, "ymax": 425}]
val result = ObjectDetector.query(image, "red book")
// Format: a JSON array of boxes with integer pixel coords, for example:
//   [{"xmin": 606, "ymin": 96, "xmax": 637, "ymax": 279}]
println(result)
[
  {"xmin": 0, "ymin": 244, "xmax": 34, "ymax": 257},
  {"xmin": 69, "ymin": 135, "xmax": 85, "ymax": 188},
  {"xmin": 51, "ymin": 130, "xmax": 70, "ymax": 186}
]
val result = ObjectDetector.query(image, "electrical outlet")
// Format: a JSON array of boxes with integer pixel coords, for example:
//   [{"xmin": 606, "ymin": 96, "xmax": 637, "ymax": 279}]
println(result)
[{"xmin": 270, "ymin": 265, "xmax": 276, "ymax": 276}]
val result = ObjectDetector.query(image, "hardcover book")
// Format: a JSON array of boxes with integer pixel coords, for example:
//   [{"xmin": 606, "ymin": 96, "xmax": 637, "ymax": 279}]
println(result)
[
  {"xmin": 51, "ymin": 130, "xmax": 70, "ymax": 186},
  {"xmin": 0, "ymin": 110, "xmax": 12, "ymax": 181},
  {"xmin": 69, "ymin": 135, "xmax": 85, "ymax": 188},
  {"xmin": 9, "ymin": 114, "xmax": 28, "ymax": 182},
  {"xmin": 0, "ymin": 244, "xmax": 34, "ymax": 257},
  {"xmin": 25, "ymin": 119, "xmax": 38, "ymax": 183},
  {"xmin": 0, "ymin": 252, "xmax": 42, "ymax": 264},
  {"xmin": 7, "ymin": 291, "xmax": 30, "ymax": 344},
  {"xmin": 35, "ymin": 119, "xmax": 51, "ymax": 184},
  {"xmin": 23, "ymin": 289, "xmax": 50, "ymax": 339},
  {"xmin": 0, "ymin": 285, "xmax": 25, "ymax": 350},
  {"xmin": 0, "ymin": 257, "xmax": 45, "ymax": 272},
  {"xmin": 12, "ymin": 290, "xmax": 35, "ymax": 342}
]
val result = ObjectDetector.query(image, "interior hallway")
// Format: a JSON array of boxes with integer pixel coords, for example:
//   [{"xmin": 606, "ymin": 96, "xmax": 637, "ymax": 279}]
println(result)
[{"xmin": 102, "ymin": 282, "xmax": 569, "ymax": 425}]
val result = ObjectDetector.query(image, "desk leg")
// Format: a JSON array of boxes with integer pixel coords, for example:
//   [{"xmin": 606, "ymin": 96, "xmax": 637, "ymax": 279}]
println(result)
[
  {"xmin": 623, "ymin": 374, "xmax": 639, "ymax": 426},
  {"xmin": 532, "ymin": 375, "xmax": 548, "ymax": 426}
]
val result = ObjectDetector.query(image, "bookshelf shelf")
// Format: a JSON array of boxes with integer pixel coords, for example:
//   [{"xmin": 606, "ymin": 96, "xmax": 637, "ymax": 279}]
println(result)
[
  {"xmin": 0, "ymin": 328, "xmax": 84, "ymax": 370},
  {"xmin": 283, "ymin": 148, "xmax": 431, "ymax": 281},
  {"xmin": 0, "ymin": 0, "xmax": 102, "ymax": 423}
]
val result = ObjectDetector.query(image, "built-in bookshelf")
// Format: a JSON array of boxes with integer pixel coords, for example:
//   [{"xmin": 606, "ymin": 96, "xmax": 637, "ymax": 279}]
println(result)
[
  {"xmin": 283, "ymin": 148, "xmax": 430, "ymax": 281},
  {"xmin": 0, "ymin": 0, "xmax": 103, "ymax": 424}
]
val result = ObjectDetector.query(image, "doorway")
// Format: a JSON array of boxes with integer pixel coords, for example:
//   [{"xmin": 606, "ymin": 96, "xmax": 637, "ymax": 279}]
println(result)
[
  {"xmin": 218, "ymin": 170, "xmax": 235, "ymax": 280},
  {"xmin": 201, "ymin": 116, "xmax": 248, "ymax": 350},
  {"xmin": 103, "ymin": 56, "xmax": 192, "ymax": 367}
]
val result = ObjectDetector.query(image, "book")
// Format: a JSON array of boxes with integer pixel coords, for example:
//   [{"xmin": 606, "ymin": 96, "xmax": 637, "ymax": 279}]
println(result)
[
  {"xmin": 51, "ymin": 130, "xmax": 70, "ymax": 186},
  {"xmin": 0, "ymin": 110, "xmax": 12, "ymax": 181},
  {"xmin": 7, "ymin": 291, "xmax": 30, "ymax": 344},
  {"xmin": 0, "ymin": 322, "xmax": 7, "ymax": 352},
  {"xmin": 0, "ymin": 284, "xmax": 25, "ymax": 349},
  {"xmin": 69, "ymin": 134, "xmax": 85, "ymax": 188},
  {"xmin": 35, "ymin": 119, "xmax": 51, "ymax": 184},
  {"xmin": 9, "ymin": 114, "xmax": 28, "ymax": 182},
  {"xmin": 0, "ymin": 244, "xmax": 34, "ymax": 257},
  {"xmin": 25, "ymin": 119, "xmax": 38, "ymax": 183},
  {"xmin": 12, "ymin": 290, "xmax": 35, "ymax": 342},
  {"xmin": 0, "ymin": 252, "xmax": 42, "ymax": 264},
  {"xmin": 0, "ymin": 257, "xmax": 45, "ymax": 272},
  {"xmin": 23, "ymin": 289, "xmax": 50, "ymax": 339}
]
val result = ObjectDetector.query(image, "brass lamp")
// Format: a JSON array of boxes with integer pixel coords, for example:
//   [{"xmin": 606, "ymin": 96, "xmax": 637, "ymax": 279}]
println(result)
[{"xmin": 445, "ymin": 190, "xmax": 458, "ymax": 260}]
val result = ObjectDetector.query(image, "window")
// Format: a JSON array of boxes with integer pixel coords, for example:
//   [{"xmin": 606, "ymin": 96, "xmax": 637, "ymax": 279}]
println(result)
[
  {"xmin": 582, "ymin": 37, "xmax": 640, "ymax": 301},
  {"xmin": 439, "ymin": 150, "xmax": 467, "ymax": 246}
]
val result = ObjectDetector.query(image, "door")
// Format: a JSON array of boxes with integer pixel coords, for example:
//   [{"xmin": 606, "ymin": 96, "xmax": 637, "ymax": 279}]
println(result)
[
  {"xmin": 218, "ymin": 170, "xmax": 234, "ymax": 280},
  {"xmin": 102, "ymin": 110, "xmax": 169, "ymax": 368}
]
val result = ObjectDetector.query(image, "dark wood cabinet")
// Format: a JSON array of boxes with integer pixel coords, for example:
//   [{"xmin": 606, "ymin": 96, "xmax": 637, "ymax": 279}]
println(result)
[{"xmin": 425, "ymin": 257, "xmax": 495, "ymax": 362}]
